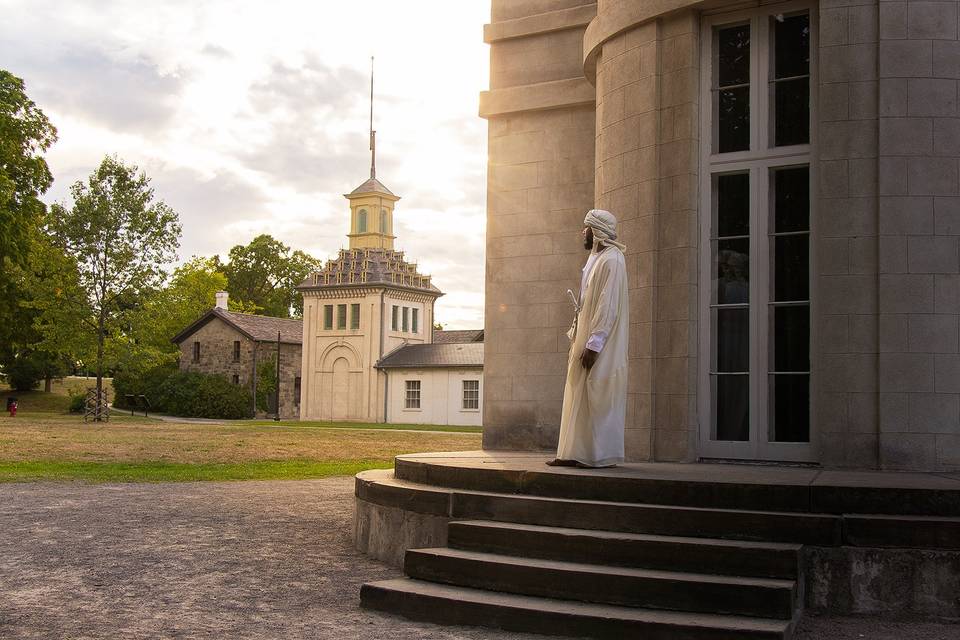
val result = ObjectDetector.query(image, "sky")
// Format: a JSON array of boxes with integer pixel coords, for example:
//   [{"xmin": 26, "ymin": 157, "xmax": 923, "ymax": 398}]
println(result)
[{"xmin": 0, "ymin": 0, "xmax": 491, "ymax": 329}]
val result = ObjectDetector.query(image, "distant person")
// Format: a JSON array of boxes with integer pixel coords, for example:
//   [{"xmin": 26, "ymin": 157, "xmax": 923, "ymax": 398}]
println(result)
[{"xmin": 548, "ymin": 209, "xmax": 628, "ymax": 468}]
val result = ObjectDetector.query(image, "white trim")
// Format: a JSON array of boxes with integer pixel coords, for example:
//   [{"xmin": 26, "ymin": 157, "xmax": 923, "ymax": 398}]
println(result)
[{"xmin": 698, "ymin": 1, "xmax": 817, "ymax": 463}]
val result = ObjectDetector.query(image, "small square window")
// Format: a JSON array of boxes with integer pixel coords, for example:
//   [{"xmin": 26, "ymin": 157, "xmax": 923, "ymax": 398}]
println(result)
[
  {"xmin": 232, "ymin": 374, "xmax": 240, "ymax": 385},
  {"xmin": 462, "ymin": 380, "xmax": 479, "ymax": 410},
  {"xmin": 405, "ymin": 380, "xmax": 421, "ymax": 409},
  {"xmin": 337, "ymin": 304, "xmax": 347, "ymax": 329},
  {"xmin": 351, "ymin": 303, "xmax": 360, "ymax": 330},
  {"xmin": 323, "ymin": 305, "xmax": 333, "ymax": 330}
]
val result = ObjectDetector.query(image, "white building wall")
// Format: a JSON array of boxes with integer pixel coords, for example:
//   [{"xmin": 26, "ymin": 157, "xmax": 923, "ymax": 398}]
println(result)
[{"xmin": 387, "ymin": 368, "xmax": 484, "ymax": 427}]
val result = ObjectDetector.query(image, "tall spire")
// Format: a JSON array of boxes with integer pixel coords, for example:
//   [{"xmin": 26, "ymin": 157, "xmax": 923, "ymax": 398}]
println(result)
[{"xmin": 369, "ymin": 56, "xmax": 376, "ymax": 180}]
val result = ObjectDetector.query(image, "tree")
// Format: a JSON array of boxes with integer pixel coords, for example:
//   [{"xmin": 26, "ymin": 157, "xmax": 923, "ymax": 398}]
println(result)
[
  {"xmin": 123, "ymin": 256, "xmax": 228, "ymax": 357},
  {"xmin": 46, "ymin": 156, "xmax": 181, "ymax": 419},
  {"xmin": 222, "ymin": 234, "xmax": 321, "ymax": 318},
  {"xmin": 0, "ymin": 69, "xmax": 57, "ymax": 270}
]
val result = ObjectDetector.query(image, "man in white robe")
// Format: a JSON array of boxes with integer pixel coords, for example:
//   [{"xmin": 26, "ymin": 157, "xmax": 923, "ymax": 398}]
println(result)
[{"xmin": 548, "ymin": 209, "xmax": 629, "ymax": 468}]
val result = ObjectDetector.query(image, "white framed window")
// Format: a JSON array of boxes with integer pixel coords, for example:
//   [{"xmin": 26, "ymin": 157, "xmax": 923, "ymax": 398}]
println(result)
[
  {"xmin": 462, "ymin": 379, "xmax": 479, "ymax": 410},
  {"xmin": 698, "ymin": 1, "xmax": 816, "ymax": 462},
  {"xmin": 404, "ymin": 380, "xmax": 421, "ymax": 410}
]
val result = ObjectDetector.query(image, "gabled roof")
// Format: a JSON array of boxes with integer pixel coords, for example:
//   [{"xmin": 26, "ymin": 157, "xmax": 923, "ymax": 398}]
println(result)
[
  {"xmin": 376, "ymin": 342, "xmax": 483, "ymax": 369},
  {"xmin": 348, "ymin": 177, "xmax": 396, "ymax": 197},
  {"xmin": 433, "ymin": 329, "xmax": 484, "ymax": 344},
  {"xmin": 171, "ymin": 308, "xmax": 303, "ymax": 345}
]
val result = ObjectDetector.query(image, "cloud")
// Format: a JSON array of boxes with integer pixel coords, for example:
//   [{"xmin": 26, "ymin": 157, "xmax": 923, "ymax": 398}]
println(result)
[{"xmin": 0, "ymin": 44, "xmax": 183, "ymax": 133}]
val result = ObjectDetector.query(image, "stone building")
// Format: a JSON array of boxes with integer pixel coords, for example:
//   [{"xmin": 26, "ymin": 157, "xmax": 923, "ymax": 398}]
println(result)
[
  {"xmin": 480, "ymin": 0, "xmax": 960, "ymax": 471},
  {"xmin": 172, "ymin": 292, "xmax": 303, "ymax": 419}
]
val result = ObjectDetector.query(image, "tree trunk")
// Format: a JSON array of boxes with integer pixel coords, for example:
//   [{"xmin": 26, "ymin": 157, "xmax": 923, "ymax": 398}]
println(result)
[
  {"xmin": 44, "ymin": 377, "xmax": 52, "ymax": 393},
  {"xmin": 95, "ymin": 312, "xmax": 105, "ymax": 421}
]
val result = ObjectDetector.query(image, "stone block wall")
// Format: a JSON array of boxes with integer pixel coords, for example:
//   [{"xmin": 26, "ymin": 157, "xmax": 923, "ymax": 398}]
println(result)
[
  {"xmin": 876, "ymin": 0, "xmax": 960, "ymax": 470},
  {"xmin": 178, "ymin": 317, "xmax": 302, "ymax": 419},
  {"xmin": 817, "ymin": 0, "xmax": 882, "ymax": 468},
  {"xmin": 593, "ymin": 12, "xmax": 700, "ymax": 461},
  {"xmin": 482, "ymin": 0, "xmax": 598, "ymax": 450}
]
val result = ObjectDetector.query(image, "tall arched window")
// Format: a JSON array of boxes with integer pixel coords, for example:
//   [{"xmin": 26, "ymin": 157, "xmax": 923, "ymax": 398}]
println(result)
[
  {"xmin": 380, "ymin": 209, "xmax": 388, "ymax": 233},
  {"xmin": 358, "ymin": 209, "xmax": 368, "ymax": 233}
]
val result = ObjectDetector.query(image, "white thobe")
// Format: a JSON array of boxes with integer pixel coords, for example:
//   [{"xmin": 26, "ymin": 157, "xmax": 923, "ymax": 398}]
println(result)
[{"xmin": 556, "ymin": 244, "xmax": 629, "ymax": 467}]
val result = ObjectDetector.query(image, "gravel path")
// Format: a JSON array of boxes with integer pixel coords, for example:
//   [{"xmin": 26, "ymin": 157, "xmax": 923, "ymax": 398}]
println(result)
[{"xmin": 0, "ymin": 479, "xmax": 955, "ymax": 639}]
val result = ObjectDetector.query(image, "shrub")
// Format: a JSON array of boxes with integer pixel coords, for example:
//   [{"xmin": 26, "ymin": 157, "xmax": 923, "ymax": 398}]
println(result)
[
  {"xmin": 112, "ymin": 363, "xmax": 177, "ymax": 410},
  {"xmin": 68, "ymin": 390, "xmax": 86, "ymax": 413},
  {"xmin": 154, "ymin": 371, "xmax": 252, "ymax": 419}
]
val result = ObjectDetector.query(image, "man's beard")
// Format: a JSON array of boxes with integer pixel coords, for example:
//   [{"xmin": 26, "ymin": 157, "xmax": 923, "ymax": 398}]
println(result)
[{"xmin": 583, "ymin": 234, "xmax": 593, "ymax": 251}]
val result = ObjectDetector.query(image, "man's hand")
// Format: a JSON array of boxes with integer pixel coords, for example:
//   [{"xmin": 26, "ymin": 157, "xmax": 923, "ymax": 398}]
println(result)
[{"xmin": 580, "ymin": 348, "xmax": 598, "ymax": 370}]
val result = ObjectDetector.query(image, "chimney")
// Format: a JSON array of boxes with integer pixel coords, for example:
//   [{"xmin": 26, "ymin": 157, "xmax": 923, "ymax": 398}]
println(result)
[{"xmin": 215, "ymin": 291, "xmax": 229, "ymax": 310}]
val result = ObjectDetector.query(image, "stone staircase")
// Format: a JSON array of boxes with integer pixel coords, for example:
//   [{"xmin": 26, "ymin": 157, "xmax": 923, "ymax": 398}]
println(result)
[
  {"xmin": 362, "ymin": 495, "xmax": 814, "ymax": 637},
  {"xmin": 357, "ymin": 454, "xmax": 960, "ymax": 639}
]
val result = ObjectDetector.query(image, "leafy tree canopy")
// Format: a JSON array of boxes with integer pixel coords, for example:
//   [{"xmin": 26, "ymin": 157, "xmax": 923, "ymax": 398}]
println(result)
[
  {"xmin": 222, "ymin": 234, "xmax": 321, "ymax": 318},
  {"xmin": 45, "ymin": 155, "xmax": 181, "ymax": 415},
  {"xmin": 0, "ymin": 70, "xmax": 57, "ymax": 269}
]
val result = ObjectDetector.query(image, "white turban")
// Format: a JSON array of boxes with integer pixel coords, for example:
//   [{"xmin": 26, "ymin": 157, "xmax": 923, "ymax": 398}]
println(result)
[{"xmin": 584, "ymin": 209, "xmax": 625, "ymax": 251}]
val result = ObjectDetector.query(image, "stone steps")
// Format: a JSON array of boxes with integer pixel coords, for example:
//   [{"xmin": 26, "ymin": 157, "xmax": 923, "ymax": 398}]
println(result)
[
  {"xmin": 361, "ymin": 578, "xmax": 796, "ymax": 640},
  {"xmin": 405, "ymin": 547, "xmax": 798, "ymax": 619},
  {"xmin": 447, "ymin": 520, "xmax": 802, "ymax": 579}
]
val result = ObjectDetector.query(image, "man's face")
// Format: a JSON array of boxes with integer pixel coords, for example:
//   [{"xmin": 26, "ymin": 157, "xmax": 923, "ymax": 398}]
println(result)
[{"xmin": 582, "ymin": 226, "xmax": 593, "ymax": 251}]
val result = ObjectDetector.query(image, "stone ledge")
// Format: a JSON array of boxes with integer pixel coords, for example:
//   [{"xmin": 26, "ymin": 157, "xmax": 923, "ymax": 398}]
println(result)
[
  {"xmin": 479, "ymin": 77, "xmax": 596, "ymax": 118},
  {"xmin": 484, "ymin": 4, "xmax": 596, "ymax": 43}
]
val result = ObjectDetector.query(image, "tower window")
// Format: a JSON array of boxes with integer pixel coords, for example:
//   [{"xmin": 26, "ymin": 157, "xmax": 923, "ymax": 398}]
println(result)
[
  {"xmin": 358, "ymin": 209, "xmax": 368, "ymax": 233},
  {"xmin": 337, "ymin": 304, "xmax": 347, "ymax": 329},
  {"xmin": 402, "ymin": 307, "xmax": 409, "ymax": 332},
  {"xmin": 381, "ymin": 209, "xmax": 388, "ymax": 233},
  {"xmin": 323, "ymin": 305, "xmax": 333, "ymax": 330},
  {"xmin": 412, "ymin": 308, "xmax": 419, "ymax": 334},
  {"xmin": 392, "ymin": 305, "xmax": 399, "ymax": 331},
  {"xmin": 351, "ymin": 303, "xmax": 360, "ymax": 329}
]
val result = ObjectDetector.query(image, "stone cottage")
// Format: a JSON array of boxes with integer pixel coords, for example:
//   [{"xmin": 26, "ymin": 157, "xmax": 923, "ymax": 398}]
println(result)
[{"xmin": 171, "ymin": 292, "xmax": 303, "ymax": 419}]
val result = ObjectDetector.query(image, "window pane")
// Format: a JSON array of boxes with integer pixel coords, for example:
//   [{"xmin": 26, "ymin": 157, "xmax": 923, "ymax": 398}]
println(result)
[
  {"xmin": 773, "ymin": 305, "xmax": 810, "ymax": 371},
  {"xmin": 716, "ymin": 239, "xmax": 750, "ymax": 304},
  {"xmin": 718, "ymin": 87, "xmax": 750, "ymax": 152},
  {"xmin": 351, "ymin": 303, "xmax": 360, "ymax": 329},
  {"xmin": 773, "ymin": 235, "xmax": 809, "ymax": 301},
  {"xmin": 402, "ymin": 307, "xmax": 409, "ymax": 332},
  {"xmin": 324, "ymin": 305, "xmax": 333, "ymax": 330},
  {"xmin": 718, "ymin": 24, "xmax": 750, "ymax": 86},
  {"xmin": 770, "ymin": 374, "xmax": 810, "ymax": 442},
  {"xmin": 715, "ymin": 375, "xmax": 749, "ymax": 441},
  {"xmin": 716, "ymin": 308, "xmax": 749, "ymax": 372},
  {"xmin": 774, "ymin": 14, "xmax": 809, "ymax": 79},
  {"xmin": 717, "ymin": 173, "xmax": 750, "ymax": 237},
  {"xmin": 774, "ymin": 79, "xmax": 809, "ymax": 147},
  {"xmin": 412, "ymin": 308, "xmax": 419, "ymax": 334},
  {"xmin": 337, "ymin": 304, "xmax": 347, "ymax": 329},
  {"xmin": 774, "ymin": 167, "xmax": 809, "ymax": 233},
  {"xmin": 392, "ymin": 306, "xmax": 398, "ymax": 330}
]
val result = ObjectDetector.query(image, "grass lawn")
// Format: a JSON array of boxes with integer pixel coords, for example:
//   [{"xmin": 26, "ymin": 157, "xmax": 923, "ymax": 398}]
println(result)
[
  {"xmin": 248, "ymin": 419, "xmax": 482, "ymax": 433},
  {"xmin": 0, "ymin": 376, "xmax": 114, "ymax": 413},
  {"xmin": 0, "ymin": 409, "xmax": 480, "ymax": 483}
]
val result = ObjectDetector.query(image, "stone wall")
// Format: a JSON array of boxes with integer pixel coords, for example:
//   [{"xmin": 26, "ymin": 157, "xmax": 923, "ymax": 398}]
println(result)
[
  {"xmin": 178, "ymin": 317, "xmax": 302, "ymax": 419},
  {"xmin": 876, "ymin": 0, "xmax": 960, "ymax": 470},
  {"xmin": 482, "ymin": 0, "xmax": 599, "ymax": 450},
  {"xmin": 593, "ymin": 11, "xmax": 700, "ymax": 462}
]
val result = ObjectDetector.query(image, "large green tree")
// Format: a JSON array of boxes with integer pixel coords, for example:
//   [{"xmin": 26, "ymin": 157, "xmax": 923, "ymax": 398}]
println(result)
[
  {"xmin": 46, "ymin": 156, "xmax": 181, "ymax": 419},
  {"xmin": 222, "ymin": 234, "xmax": 321, "ymax": 318},
  {"xmin": 0, "ymin": 69, "xmax": 57, "ymax": 270}
]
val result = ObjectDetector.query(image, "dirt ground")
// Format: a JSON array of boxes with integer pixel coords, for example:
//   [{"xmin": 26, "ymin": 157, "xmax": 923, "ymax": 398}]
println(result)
[{"xmin": 0, "ymin": 479, "xmax": 956, "ymax": 640}]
